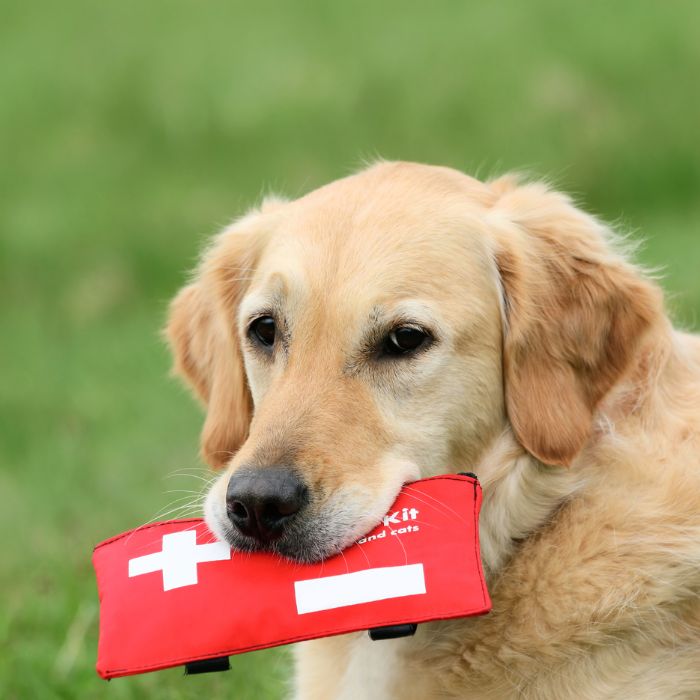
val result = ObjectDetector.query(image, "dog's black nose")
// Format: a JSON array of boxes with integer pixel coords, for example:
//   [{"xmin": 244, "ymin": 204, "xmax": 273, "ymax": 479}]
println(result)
[{"xmin": 226, "ymin": 467, "xmax": 308, "ymax": 544}]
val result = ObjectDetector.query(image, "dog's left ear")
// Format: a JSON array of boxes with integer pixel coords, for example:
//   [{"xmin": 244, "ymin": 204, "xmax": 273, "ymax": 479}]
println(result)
[{"xmin": 488, "ymin": 177, "xmax": 664, "ymax": 466}]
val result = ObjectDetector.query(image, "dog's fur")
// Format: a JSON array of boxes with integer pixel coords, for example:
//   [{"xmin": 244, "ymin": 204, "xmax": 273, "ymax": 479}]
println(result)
[{"xmin": 166, "ymin": 162, "xmax": 700, "ymax": 699}]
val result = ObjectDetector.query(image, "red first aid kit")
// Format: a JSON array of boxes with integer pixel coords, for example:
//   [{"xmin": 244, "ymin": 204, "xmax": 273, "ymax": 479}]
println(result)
[{"xmin": 93, "ymin": 473, "xmax": 490, "ymax": 679}]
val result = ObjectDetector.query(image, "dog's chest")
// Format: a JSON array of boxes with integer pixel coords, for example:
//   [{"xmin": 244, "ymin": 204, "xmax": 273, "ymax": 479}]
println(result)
[{"xmin": 336, "ymin": 634, "xmax": 414, "ymax": 700}]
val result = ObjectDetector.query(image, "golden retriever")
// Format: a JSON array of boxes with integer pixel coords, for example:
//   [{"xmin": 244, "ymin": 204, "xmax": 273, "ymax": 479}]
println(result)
[{"xmin": 166, "ymin": 161, "xmax": 700, "ymax": 699}]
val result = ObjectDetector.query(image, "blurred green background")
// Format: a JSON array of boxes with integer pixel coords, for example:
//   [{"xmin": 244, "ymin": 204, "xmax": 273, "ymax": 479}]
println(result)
[{"xmin": 1, "ymin": 1, "xmax": 698, "ymax": 698}]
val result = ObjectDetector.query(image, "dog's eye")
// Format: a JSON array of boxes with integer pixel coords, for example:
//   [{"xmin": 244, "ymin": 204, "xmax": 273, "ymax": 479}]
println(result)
[
  {"xmin": 249, "ymin": 316, "xmax": 276, "ymax": 347},
  {"xmin": 383, "ymin": 326, "xmax": 430, "ymax": 356}
]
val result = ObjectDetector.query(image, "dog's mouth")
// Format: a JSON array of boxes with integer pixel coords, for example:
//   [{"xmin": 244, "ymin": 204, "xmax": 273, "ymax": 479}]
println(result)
[
  {"xmin": 205, "ymin": 483, "xmax": 400, "ymax": 564},
  {"xmin": 212, "ymin": 517, "xmax": 347, "ymax": 563}
]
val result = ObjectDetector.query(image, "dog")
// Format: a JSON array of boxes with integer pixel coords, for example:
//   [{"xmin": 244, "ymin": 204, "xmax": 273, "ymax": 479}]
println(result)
[{"xmin": 166, "ymin": 162, "xmax": 700, "ymax": 699}]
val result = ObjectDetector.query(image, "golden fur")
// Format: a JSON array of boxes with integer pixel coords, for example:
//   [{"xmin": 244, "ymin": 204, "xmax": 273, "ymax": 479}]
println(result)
[{"xmin": 166, "ymin": 162, "xmax": 700, "ymax": 699}]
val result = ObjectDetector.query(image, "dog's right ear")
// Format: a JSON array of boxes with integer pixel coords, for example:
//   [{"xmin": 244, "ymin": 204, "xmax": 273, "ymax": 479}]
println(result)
[
  {"xmin": 166, "ymin": 283, "xmax": 214, "ymax": 405},
  {"xmin": 165, "ymin": 197, "xmax": 286, "ymax": 467},
  {"xmin": 166, "ymin": 278, "xmax": 253, "ymax": 469},
  {"xmin": 165, "ymin": 200, "xmax": 284, "ymax": 468}
]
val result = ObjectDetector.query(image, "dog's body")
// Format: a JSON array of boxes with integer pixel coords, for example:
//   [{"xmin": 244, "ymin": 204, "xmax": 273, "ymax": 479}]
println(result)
[
  {"xmin": 296, "ymin": 332, "xmax": 700, "ymax": 700},
  {"xmin": 167, "ymin": 162, "xmax": 700, "ymax": 699}
]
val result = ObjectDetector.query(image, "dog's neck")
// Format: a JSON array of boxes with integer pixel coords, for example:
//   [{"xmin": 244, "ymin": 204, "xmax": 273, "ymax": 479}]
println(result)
[
  {"xmin": 472, "ymin": 328, "xmax": 679, "ymax": 581},
  {"xmin": 468, "ymin": 429, "xmax": 586, "ymax": 579}
]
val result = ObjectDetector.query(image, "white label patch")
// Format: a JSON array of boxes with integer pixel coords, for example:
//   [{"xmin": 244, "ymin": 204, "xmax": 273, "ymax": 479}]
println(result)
[{"xmin": 294, "ymin": 564, "xmax": 426, "ymax": 615}]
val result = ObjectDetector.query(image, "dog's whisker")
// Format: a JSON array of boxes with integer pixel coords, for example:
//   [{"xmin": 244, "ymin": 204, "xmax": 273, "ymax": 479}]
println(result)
[
  {"xmin": 338, "ymin": 548, "xmax": 350, "ymax": 575},
  {"xmin": 123, "ymin": 503, "xmax": 205, "ymax": 546},
  {"xmin": 354, "ymin": 542, "xmax": 372, "ymax": 570},
  {"xmin": 163, "ymin": 488, "xmax": 209, "ymax": 496},
  {"xmin": 155, "ymin": 494, "xmax": 207, "ymax": 510},
  {"xmin": 399, "ymin": 487, "xmax": 469, "ymax": 524},
  {"xmin": 384, "ymin": 523, "xmax": 409, "ymax": 566},
  {"xmin": 164, "ymin": 472, "xmax": 216, "ymax": 484}
]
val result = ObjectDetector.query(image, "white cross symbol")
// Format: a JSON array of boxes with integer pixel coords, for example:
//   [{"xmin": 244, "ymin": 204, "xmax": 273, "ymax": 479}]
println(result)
[{"xmin": 128, "ymin": 530, "xmax": 231, "ymax": 591}]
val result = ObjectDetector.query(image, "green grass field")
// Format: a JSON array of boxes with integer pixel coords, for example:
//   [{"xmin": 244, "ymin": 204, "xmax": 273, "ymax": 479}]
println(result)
[{"xmin": 1, "ymin": 1, "xmax": 699, "ymax": 698}]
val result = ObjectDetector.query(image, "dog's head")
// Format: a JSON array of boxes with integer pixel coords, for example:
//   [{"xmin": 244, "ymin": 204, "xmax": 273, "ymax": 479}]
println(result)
[{"xmin": 166, "ymin": 162, "xmax": 662, "ymax": 562}]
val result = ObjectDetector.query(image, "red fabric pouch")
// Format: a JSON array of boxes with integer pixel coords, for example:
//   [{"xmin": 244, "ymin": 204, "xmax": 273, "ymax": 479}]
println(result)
[{"xmin": 93, "ymin": 473, "xmax": 490, "ymax": 679}]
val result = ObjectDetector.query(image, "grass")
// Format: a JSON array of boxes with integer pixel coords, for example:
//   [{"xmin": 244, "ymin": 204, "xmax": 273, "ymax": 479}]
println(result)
[{"xmin": 1, "ymin": 1, "xmax": 698, "ymax": 697}]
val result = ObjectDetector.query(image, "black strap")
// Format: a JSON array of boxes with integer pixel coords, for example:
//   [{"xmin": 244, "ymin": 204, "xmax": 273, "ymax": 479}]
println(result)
[
  {"xmin": 184, "ymin": 656, "xmax": 231, "ymax": 675},
  {"xmin": 368, "ymin": 623, "xmax": 418, "ymax": 640}
]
